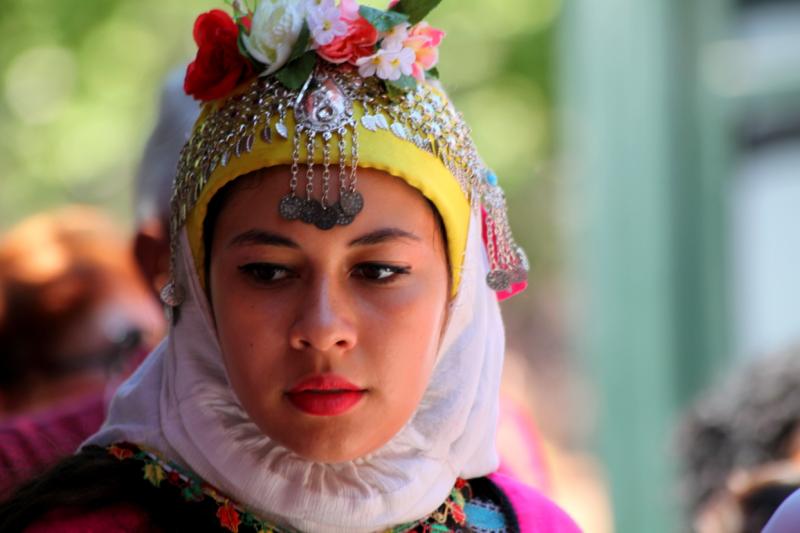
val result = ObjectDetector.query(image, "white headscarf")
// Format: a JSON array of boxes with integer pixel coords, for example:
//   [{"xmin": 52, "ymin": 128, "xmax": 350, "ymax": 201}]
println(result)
[{"xmin": 87, "ymin": 209, "xmax": 506, "ymax": 532}]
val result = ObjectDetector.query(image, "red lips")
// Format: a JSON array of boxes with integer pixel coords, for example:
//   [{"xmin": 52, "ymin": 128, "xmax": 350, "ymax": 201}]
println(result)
[{"xmin": 286, "ymin": 374, "xmax": 366, "ymax": 416}]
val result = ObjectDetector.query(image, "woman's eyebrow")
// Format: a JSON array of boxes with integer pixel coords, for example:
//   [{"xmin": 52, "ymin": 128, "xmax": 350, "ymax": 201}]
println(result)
[
  {"xmin": 228, "ymin": 229, "xmax": 298, "ymax": 249},
  {"xmin": 349, "ymin": 228, "xmax": 421, "ymax": 247}
]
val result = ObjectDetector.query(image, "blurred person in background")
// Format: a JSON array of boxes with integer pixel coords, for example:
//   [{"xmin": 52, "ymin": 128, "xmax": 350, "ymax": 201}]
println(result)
[
  {"xmin": 0, "ymin": 206, "xmax": 163, "ymax": 496},
  {"xmin": 763, "ymin": 470, "xmax": 800, "ymax": 532},
  {"xmin": 133, "ymin": 69, "xmax": 200, "ymax": 299},
  {"xmin": 0, "ymin": 71, "xmax": 196, "ymax": 500},
  {"xmin": 677, "ymin": 347, "xmax": 800, "ymax": 532},
  {"xmin": 696, "ymin": 463, "xmax": 800, "ymax": 533},
  {"xmin": 0, "ymin": 206, "xmax": 162, "ymax": 416}
]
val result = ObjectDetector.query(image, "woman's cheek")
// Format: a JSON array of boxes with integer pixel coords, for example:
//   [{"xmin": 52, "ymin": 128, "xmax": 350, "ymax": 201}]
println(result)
[{"xmin": 217, "ymin": 288, "xmax": 280, "ymax": 378}]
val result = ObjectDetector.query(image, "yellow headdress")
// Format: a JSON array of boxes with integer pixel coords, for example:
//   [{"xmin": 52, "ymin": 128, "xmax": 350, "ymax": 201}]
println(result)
[{"xmin": 162, "ymin": 2, "xmax": 528, "ymax": 308}]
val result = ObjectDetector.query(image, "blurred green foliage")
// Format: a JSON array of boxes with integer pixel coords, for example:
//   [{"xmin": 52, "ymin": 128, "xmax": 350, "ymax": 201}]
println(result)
[{"xmin": 0, "ymin": 0, "xmax": 562, "ymax": 276}]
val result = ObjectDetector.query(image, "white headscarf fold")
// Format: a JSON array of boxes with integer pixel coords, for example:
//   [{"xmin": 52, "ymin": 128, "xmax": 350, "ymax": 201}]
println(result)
[{"xmin": 87, "ymin": 211, "xmax": 505, "ymax": 532}]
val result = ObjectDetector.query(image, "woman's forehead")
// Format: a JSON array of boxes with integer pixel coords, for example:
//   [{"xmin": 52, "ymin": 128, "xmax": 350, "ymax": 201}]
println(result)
[{"xmin": 213, "ymin": 166, "xmax": 440, "ymax": 249}]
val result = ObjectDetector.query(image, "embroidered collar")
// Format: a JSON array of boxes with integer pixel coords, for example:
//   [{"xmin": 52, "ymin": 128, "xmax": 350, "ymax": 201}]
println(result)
[{"xmin": 107, "ymin": 442, "xmax": 475, "ymax": 532}]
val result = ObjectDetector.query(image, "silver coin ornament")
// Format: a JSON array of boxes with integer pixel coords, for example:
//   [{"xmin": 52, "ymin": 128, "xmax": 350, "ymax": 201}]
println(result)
[
  {"xmin": 300, "ymin": 199, "xmax": 323, "ymax": 225},
  {"xmin": 278, "ymin": 195, "xmax": 304, "ymax": 220},
  {"xmin": 339, "ymin": 190, "xmax": 364, "ymax": 216},
  {"xmin": 336, "ymin": 206, "xmax": 355, "ymax": 226},
  {"xmin": 314, "ymin": 206, "xmax": 339, "ymax": 230},
  {"xmin": 486, "ymin": 269, "xmax": 512, "ymax": 291},
  {"xmin": 160, "ymin": 280, "xmax": 185, "ymax": 307}
]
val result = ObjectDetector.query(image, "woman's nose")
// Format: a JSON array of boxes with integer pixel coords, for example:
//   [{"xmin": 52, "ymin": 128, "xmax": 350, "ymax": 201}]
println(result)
[{"xmin": 288, "ymin": 277, "xmax": 357, "ymax": 353}]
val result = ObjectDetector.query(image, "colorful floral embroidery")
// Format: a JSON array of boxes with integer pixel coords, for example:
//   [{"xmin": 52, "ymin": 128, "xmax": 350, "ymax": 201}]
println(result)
[
  {"xmin": 217, "ymin": 502, "xmax": 242, "ymax": 533},
  {"xmin": 106, "ymin": 442, "xmax": 477, "ymax": 533},
  {"xmin": 464, "ymin": 500, "xmax": 508, "ymax": 533},
  {"xmin": 143, "ymin": 462, "xmax": 166, "ymax": 487}
]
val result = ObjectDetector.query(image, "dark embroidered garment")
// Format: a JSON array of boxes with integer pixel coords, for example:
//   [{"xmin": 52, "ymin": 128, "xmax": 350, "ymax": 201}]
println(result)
[{"xmin": 106, "ymin": 442, "xmax": 515, "ymax": 532}]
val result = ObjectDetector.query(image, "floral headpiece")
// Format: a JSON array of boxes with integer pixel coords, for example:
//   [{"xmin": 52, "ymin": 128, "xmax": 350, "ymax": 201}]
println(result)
[
  {"xmin": 184, "ymin": 0, "xmax": 444, "ymax": 101},
  {"xmin": 166, "ymin": 0, "xmax": 527, "ymax": 308}
]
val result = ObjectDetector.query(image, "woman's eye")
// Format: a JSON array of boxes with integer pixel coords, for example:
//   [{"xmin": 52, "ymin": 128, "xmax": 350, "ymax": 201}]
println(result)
[
  {"xmin": 353, "ymin": 263, "xmax": 410, "ymax": 283},
  {"xmin": 238, "ymin": 263, "xmax": 292, "ymax": 284}
]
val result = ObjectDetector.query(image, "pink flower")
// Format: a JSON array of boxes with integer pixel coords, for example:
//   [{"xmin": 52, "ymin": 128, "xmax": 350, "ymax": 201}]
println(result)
[
  {"xmin": 388, "ymin": 0, "xmax": 400, "ymax": 7},
  {"xmin": 403, "ymin": 22, "xmax": 445, "ymax": 81},
  {"xmin": 340, "ymin": 0, "xmax": 360, "ymax": 21}
]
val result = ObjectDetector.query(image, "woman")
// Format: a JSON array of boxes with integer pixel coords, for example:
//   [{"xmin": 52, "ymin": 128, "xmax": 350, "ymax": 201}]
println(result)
[{"xmin": 0, "ymin": 1, "xmax": 579, "ymax": 531}]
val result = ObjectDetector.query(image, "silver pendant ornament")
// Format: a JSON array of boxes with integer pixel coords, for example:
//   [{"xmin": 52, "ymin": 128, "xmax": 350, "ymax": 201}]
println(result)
[{"xmin": 276, "ymin": 69, "xmax": 362, "ymax": 229}]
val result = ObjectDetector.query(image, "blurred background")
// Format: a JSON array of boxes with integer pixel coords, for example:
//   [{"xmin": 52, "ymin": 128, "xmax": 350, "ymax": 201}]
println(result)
[{"xmin": 1, "ymin": 0, "xmax": 799, "ymax": 531}]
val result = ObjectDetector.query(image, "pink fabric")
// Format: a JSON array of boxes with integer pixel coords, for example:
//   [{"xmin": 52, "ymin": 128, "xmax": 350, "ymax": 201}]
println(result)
[
  {"xmin": 25, "ymin": 504, "xmax": 155, "ymax": 532},
  {"xmin": 490, "ymin": 472, "xmax": 582, "ymax": 533},
  {"xmin": 0, "ymin": 393, "xmax": 105, "ymax": 499},
  {"xmin": 496, "ymin": 394, "xmax": 551, "ymax": 492}
]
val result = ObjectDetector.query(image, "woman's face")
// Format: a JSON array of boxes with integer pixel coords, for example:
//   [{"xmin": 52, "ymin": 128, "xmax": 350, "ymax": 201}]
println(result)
[{"xmin": 208, "ymin": 167, "xmax": 450, "ymax": 463}]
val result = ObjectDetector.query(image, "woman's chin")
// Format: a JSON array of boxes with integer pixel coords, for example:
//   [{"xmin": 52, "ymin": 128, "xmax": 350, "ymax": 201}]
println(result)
[
  {"xmin": 259, "ymin": 420, "xmax": 390, "ymax": 463},
  {"xmin": 282, "ymin": 437, "xmax": 378, "ymax": 464}
]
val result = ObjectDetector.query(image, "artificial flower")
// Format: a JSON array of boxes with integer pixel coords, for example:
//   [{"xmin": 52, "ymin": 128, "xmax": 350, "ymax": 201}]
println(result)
[
  {"xmin": 380, "ymin": 22, "xmax": 410, "ymax": 52},
  {"xmin": 306, "ymin": 0, "xmax": 349, "ymax": 46},
  {"xmin": 243, "ymin": 0, "xmax": 306, "ymax": 75},
  {"xmin": 340, "ymin": 0, "xmax": 360, "ymax": 21},
  {"xmin": 403, "ymin": 22, "xmax": 445, "ymax": 80},
  {"xmin": 185, "ymin": 9, "xmax": 254, "ymax": 101},
  {"xmin": 356, "ymin": 46, "xmax": 415, "ymax": 80},
  {"xmin": 317, "ymin": 15, "xmax": 379, "ymax": 65}
]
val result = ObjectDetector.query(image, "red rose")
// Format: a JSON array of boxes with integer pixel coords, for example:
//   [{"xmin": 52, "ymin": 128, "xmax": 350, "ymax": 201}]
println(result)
[
  {"xmin": 184, "ymin": 10, "xmax": 253, "ymax": 102},
  {"xmin": 317, "ymin": 16, "xmax": 379, "ymax": 65}
]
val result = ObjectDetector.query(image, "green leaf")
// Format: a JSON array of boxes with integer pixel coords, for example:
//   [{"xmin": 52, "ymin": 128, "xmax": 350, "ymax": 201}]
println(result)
[
  {"xmin": 426, "ymin": 66, "xmax": 440, "ymax": 79},
  {"xmin": 385, "ymin": 82, "xmax": 403, "ymax": 100},
  {"xmin": 237, "ymin": 32, "xmax": 250, "ymax": 58},
  {"xmin": 358, "ymin": 5, "xmax": 409, "ymax": 33},
  {"xmin": 390, "ymin": 0, "xmax": 443, "ymax": 25},
  {"xmin": 288, "ymin": 22, "xmax": 310, "ymax": 63},
  {"xmin": 275, "ymin": 52, "xmax": 317, "ymax": 90},
  {"xmin": 387, "ymin": 74, "xmax": 417, "ymax": 91}
]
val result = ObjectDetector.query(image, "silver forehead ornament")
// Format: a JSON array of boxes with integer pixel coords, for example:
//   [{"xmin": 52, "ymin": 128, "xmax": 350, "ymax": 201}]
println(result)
[{"xmin": 278, "ymin": 72, "xmax": 364, "ymax": 230}]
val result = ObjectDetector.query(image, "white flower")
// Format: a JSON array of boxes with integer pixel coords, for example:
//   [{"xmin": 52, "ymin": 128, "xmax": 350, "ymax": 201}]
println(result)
[
  {"xmin": 356, "ymin": 47, "xmax": 415, "ymax": 81},
  {"xmin": 243, "ymin": 0, "xmax": 306, "ymax": 75},
  {"xmin": 306, "ymin": 0, "xmax": 348, "ymax": 46},
  {"xmin": 380, "ymin": 22, "xmax": 410, "ymax": 52}
]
